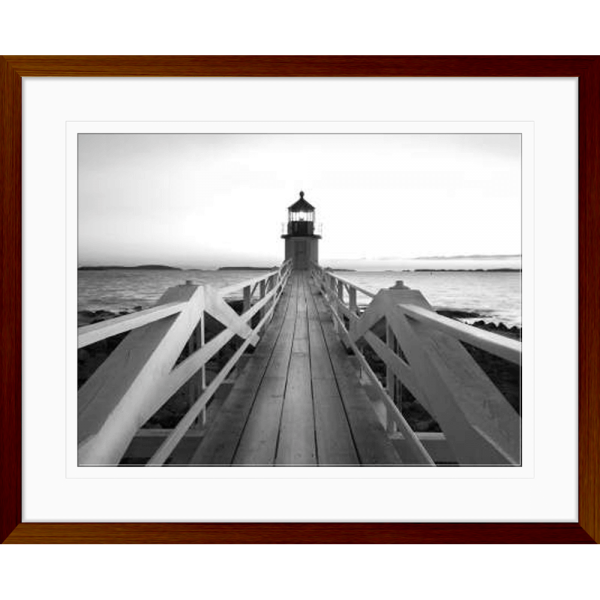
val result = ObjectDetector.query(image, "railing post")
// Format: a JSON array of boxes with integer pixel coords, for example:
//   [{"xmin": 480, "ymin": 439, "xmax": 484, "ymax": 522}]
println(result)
[
  {"xmin": 333, "ymin": 279, "xmax": 343, "ymax": 335},
  {"xmin": 270, "ymin": 273, "xmax": 278, "ymax": 320},
  {"xmin": 259, "ymin": 279, "xmax": 267, "ymax": 322},
  {"xmin": 379, "ymin": 280, "xmax": 520, "ymax": 465},
  {"xmin": 243, "ymin": 285, "xmax": 251, "ymax": 313},
  {"xmin": 187, "ymin": 314, "xmax": 207, "ymax": 430},
  {"xmin": 199, "ymin": 314, "xmax": 207, "ymax": 426},
  {"xmin": 385, "ymin": 322, "xmax": 397, "ymax": 434},
  {"xmin": 185, "ymin": 281, "xmax": 203, "ymax": 430},
  {"xmin": 324, "ymin": 273, "xmax": 335, "ymax": 325},
  {"xmin": 187, "ymin": 321, "xmax": 196, "ymax": 409},
  {"xmin": 78, "ymin": 282, "xmax": 204, "ymax": 465},
  {"xmin": 349, "ymin": 287, "xmax": 357, "ymax": 316},
  {"xmin": 383, "ymin": 281, "xmax": 414, "ymax": 434}
]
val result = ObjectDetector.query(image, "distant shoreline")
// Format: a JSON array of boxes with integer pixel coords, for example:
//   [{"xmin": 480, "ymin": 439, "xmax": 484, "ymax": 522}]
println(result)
[
  {"xmin": 413, "ymin": 254, "xmax": 521, "ymax": 261},
  {"xmin": 408, "ymin": 268, "xmax": 521, "ymax": 273},
  {"xmin": 217, "ymin": 266, "xmax": 278, "ymax": 271},
  {"xmin": 78, "ymin": 265, "xmax": 521, "ymax": 273},
  {"xmin": 79, "ymin": 265, "xmax": 280, "ymax": 272},
  {"xmin": 79, "ymin": 265, "xmax": 181, "ymax": 271}
]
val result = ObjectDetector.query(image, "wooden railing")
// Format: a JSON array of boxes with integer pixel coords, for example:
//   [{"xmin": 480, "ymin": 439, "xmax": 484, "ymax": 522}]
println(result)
[
  {"xmin": 311, "ymin": 264, "xmax": 522, "ymax": 466},
  {"xmin": 78, "ymin": 260, "xmax": 293, "ymax": 466}
]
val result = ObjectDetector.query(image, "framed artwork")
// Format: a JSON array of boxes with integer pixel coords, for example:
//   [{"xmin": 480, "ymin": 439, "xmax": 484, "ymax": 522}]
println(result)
[{"xmin": 0, "ymin": 55, "xmax": 600, "ymax": 544}]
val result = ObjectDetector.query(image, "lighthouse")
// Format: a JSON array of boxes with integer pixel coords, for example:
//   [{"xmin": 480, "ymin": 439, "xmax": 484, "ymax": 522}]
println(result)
[{"xmin": 281, "ymin": 191, "xmax": 321, "ymax": 270}]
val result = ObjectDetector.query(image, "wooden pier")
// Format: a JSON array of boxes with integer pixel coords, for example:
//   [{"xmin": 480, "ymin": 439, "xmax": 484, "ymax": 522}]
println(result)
[
  {"xmin": 78, "ymin": 261, "xmax": 521, "ymax": 468},
  {"xmin": 191, "ymin": 272, "xmax": 401, "ymax": 466}
]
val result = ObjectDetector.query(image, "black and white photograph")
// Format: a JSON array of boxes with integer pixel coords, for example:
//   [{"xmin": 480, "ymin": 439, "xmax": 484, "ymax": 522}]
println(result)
[{"xmin": 77, "ymin": 132, "xmax": 522, "ymax": 467}]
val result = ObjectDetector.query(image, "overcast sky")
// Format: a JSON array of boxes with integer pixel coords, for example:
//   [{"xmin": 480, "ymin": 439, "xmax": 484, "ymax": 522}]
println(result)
[{"xmin": 78, "ymin": 133, "xmax": 521, "ymax": 269}]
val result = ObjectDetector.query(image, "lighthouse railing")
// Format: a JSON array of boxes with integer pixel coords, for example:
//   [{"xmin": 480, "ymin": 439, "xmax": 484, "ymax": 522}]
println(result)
[
  {"xmin": 310, "ymin": 263, "xmax": 521, "ymax": 466},
  {"xmin": 78, "ymin": 259, "xmax": 293, "ymax": 466}
]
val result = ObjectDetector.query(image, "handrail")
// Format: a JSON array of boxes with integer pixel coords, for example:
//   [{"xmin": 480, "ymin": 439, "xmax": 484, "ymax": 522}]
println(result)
[
  {"xmin": 320, "ymin": 270, "xmax": 376, "ymax": 300},
  {"xmin": 77, "ymin": 263, "xmax": 290, "ymax": 348},
  {"xmin": 78, "ymin": 259, "xmax": 293, "ymax": 466},
  {"xmin": 401, "ymin": 303, "xmax": 521, "ymax": 365},
  {"xmin": 311, "ymin": 262, "xmax": 522, "ymax": 466},
  {"xmin": 312, "ymin": 262, "xmax": 521, "ymax": 364},
  {"xmin": 218, "ymin": 269, "xmax": 279, "ymax": 297},
  {"xmin": 77, "ymin": 260, "xmax": 291, "ymax": 349},
  {"xmin": 78, "ymin": 301, "xmax": 188, "ymax": 349},
  {"xmin": 146, "ymin": 282, "xmax": 287, "ymax": 466}
]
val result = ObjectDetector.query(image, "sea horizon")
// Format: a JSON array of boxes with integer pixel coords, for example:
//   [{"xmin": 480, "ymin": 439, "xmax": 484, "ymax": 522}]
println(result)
[
  {"xmin": 78, "ymin": 266, "xmax": 522, "ymax": 327},
  {"xmin": 78, "ymin": 253, "xmax": 522, "ymax": 272}
]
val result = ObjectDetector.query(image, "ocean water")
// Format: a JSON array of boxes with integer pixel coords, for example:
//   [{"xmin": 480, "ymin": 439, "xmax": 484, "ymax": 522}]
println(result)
[
  {"xmin": 337, "ymin": 271, "xmax": 521, "ymax": 327},
  {"xmin": 78, "ymin": 269, "xmax": 521, "ymax": 327},
  {"xmin": 77, "ymin": 269, "xmax": 276, "ymax": 312}
]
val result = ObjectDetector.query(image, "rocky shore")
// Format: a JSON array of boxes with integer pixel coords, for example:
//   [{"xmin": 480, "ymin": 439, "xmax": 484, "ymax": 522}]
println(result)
[
  {"xmin": 78, "ymin": 304, "xmax": 520, "ymax": 436},
  {"xmin": 78, "ymin": 264, "xmax": 181, "ymax": 271},
  {"xmin": 359, "ymin": 308, "xmax": 520, "ymax": 433},
  {"xmin": 441, "ymin": 309, "xmax": 520, "ymax": 418},
  {"xmin": 78, "ymin": 301, "xmax": 249, "ymax": 430}
]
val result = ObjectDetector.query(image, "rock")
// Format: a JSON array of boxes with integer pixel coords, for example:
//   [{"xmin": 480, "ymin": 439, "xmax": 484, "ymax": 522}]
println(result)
[
  {"xmin": 413, "ymin": 420, "xmax": 434, "ymax": 433},
  {"xmin": 92, "ymin": 309, "xmax": 116, "ymax": 320},
  {"xmin": 436, "ymin": 309, "xmax": 482, "ymax": 320},
  {"xmin": 78, "ymin": 309, "xmax": 118, "ymax": 326}
]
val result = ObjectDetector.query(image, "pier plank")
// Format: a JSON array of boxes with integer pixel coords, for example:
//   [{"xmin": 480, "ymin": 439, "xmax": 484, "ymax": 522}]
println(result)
[
  {"xmin": 190, "ymin": 273, "xmax": 401, "ymax": 466},
  {"xmin": 311, "ymin": 284, "xmax": 402, "ymax": 465},
  {"xmin": 275, "ymin": 276, "xmax": 317, "ymax": 466},
  {"xmin": 189, "ymin": 283, "xmax": 292, "ymax": 466},
  {"xmin": 233, "ymin": 279, "xmax": 299, "ymax": 466},
  {"xmin": 232, "ymin": 376, "xmax": 287, "ymax": 465},
  {"xmin": 312, "ymin": 377, "xmax": 360, "ymax": 465},
  {"xmin": 306, "ymin": 286, "xmax": 359, "ymax": 466}
]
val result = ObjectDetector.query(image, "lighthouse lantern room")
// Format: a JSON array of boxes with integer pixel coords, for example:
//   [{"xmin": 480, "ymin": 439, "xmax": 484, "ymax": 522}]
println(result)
[{"xmin": 281, "ymin": 191, "xmax": 321, "ymax": 270}]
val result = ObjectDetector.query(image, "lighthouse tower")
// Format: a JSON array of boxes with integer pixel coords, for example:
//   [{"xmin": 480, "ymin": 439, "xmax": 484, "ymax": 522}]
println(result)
[{"xmin": 281, "ymin": 191, "xmax": 321, "ymax": 270}]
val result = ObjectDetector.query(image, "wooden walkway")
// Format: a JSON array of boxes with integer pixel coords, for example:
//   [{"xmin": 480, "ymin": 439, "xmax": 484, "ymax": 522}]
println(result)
[{"xmin": 190, "ymin": 272, "xmax": 402, "ymax": 466}]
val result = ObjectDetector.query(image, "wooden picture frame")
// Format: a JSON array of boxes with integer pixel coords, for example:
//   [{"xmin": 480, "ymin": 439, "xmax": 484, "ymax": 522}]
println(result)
[{"xmin": 1, "ymin": 56, "xmax": 597, "ymax": 544}]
